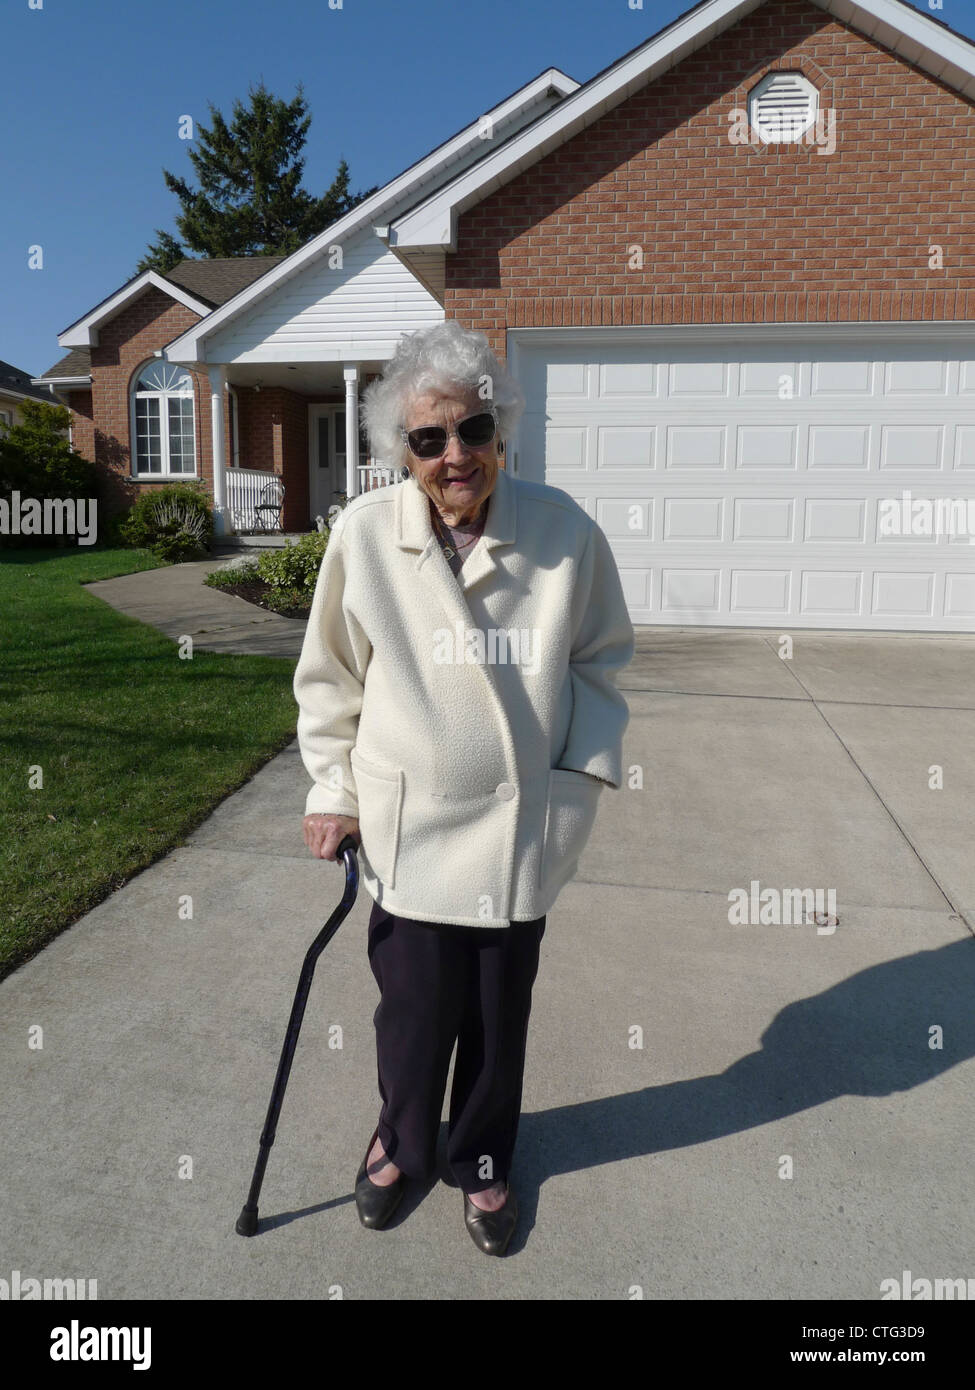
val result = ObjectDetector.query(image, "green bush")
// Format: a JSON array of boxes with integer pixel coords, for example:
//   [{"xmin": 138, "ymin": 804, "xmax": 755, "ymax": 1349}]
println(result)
[
  {"xmin": 255, "ymin": 528, "xmax": 329, "ymax": 595},
  {"xmin": 117, "ymin": 482, "xmax": 214, "ymax": 562},
  {"xmin": 98, "ymin": 508, "xmax": 133, "ymax": 550},
  {"xmin": 205, "ymin": 558, "xmax": 261, "ymax": 589},
  {"xmin": 0, "ymin": 399, "xmax": 101, "ymax": 550}
]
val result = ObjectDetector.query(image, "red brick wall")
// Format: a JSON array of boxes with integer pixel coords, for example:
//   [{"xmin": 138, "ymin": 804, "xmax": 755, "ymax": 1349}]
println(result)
[
  {"xmin": 64, "ymin": 388, "xmax": 94, "ymax": 461},
  {"xmin": 234, "ymin": 386, "xmax": 347, "ymax": 531},
  {"xmin": 446, "ymin": 0, "xmax": 975, "ymax": 356},
  {"xmin": 84, "ymin": 287, "xmax": 230, "ymax": 518}
]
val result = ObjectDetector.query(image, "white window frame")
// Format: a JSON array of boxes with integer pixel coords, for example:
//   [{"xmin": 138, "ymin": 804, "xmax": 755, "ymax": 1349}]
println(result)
[{"xmin": 129, "ymin": 360, "xmax": 198, "ymax": 479}]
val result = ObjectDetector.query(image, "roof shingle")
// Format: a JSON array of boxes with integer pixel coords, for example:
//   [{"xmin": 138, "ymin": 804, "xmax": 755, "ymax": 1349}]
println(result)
[
  {"xmin": 0, "ymin": 357, "xmax": 66, "ymax": 401},
  {"xmin": 161, "ymin": 256, "xmax": 286, "ymax": 307}
]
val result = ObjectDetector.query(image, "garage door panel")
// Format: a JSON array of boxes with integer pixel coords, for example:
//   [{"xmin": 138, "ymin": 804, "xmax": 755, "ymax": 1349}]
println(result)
[
  {"xmin": 731, "ymin": 570, "xmax": 792, "ymax": 614},
  {"xmin": 596, "ymin": 426, "xmax": 655, "ymax": 469},
  {"xmin": 810, "ymin": 360, "xmax": 874, "ymax": 394},
  {"xmin": 808, "ymin": 424, "xmax": 871, "ymax": 469},
  {"xmin": 954, "ymin": 428, "xmax": 975, "ymax": 469},
  {"xmin": 666, "ymin": 426, "xmax": 726, "ymax": 469},
  {"xmin": 595, "ymin": 498, "xmax": 653, "ymax": 537},
  {"xmin": 945, "ymin": 574, "xmax": 975, "ymax": 618},
  {"xmin": 872, "ymin": 573, "xmax": 937, "ymax": 617},
  {"xmin": 878, "ymin": 425, "xmax": 945, "ymax": 470},
  {"xmin": 739, "ymin": 360, "xmax": 801, "ymax": 395},
  {"xmin": 734, "ymin": 498, "xmax": 796, "ymax": 541},
  {"xmin": 598, "ymin": 362, "xmax": 657, "ymax": 397},
  {"xmin": 800, "ymin": 571, "xmax": 864, "ymax": 616},
  {"xmin": 736, "ymin": 425, "xmax": 800, "ymax": 469},
  {"xmin": 510, "ymin": 332, "xmax": 975, "ymax": 630},
  {"xmin": 804, "ymin": 499, "xmax": 866, "ymax": 543},
  {"xmin": 885, "ymin": 359, "xmax": 949, "ymax": 394}
]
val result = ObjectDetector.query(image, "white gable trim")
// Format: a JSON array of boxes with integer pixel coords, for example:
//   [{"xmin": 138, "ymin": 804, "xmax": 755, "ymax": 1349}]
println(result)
[
  {"xmin": 163, "ymin": 68, "xmax": 578, "ymax": 364},
  {"xmin": 390, "ymin": 0, "xmax": 975, "ymax": 250},
  {"xmin": 58, "ymin": 271, "xmax": 215, "ymax": 348},
  {"xmin": 30, "ymin": 375, "xmax": 91, "ymax": 389}
]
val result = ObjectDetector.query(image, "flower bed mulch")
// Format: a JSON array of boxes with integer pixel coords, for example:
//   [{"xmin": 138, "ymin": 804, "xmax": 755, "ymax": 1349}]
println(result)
[{"xmin": 216, "ymin": 576, "xmax": 312, "ymax": 620}]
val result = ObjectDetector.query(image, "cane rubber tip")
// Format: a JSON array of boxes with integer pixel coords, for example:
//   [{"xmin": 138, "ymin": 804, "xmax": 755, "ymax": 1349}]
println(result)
[{"xmin": 236, "ymin": 1207, "xmax": 259, "ymax": 1237}]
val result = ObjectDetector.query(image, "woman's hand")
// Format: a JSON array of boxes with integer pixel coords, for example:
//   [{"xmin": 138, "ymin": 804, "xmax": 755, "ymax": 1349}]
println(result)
[{"xmin": 303, "ymin": 813, "xmax": 361, "ymax": 861}]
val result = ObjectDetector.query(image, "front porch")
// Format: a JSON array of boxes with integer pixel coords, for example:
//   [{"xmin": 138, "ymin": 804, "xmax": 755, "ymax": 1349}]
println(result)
[
  {"xmin": 224, "ymin": 460, "xmax": 400, "ymax": 537},
  {"xmin": 200, "ymin": 358, "xmax": 402, "ymax": 538}
]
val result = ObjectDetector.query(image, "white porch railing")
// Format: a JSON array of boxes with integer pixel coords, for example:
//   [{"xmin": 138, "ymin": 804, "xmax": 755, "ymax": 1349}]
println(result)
[
  {"xmin": 227, "ymin": 467, "xmax": 281, "ymax": 532},
  {"xmin": 227, "ymin": 463, "xmax": 401, "ymax": 533},
  {"xmin": 357, "ymin": 462, "xmax": 402, "ymax": 492}
]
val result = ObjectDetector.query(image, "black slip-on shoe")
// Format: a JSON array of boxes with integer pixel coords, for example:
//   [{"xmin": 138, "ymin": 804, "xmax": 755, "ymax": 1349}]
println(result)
[
  {"xmin": 354, "ymin": 1126, "xmax": 406, "ymax": 1230},
  {"xmin": 463, "ymin": 1184, "xmax": 518, "ymax": 1256}
]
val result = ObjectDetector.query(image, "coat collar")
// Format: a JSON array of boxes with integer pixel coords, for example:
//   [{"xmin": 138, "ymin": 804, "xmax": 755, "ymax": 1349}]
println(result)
[{"xmin": 394, "ymin": 463, "xmax": 517, "ymax": 596}]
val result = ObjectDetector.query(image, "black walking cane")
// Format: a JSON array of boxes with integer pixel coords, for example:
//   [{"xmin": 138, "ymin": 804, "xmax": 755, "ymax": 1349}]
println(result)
[{"xmin": 236, "ymin": 834, "xmax": 360, "ymax": 1236}]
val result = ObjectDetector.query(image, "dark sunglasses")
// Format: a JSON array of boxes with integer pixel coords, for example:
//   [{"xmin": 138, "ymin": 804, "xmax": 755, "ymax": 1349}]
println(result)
[{"xmin": 399, "ymin": 410, "xmax": 498, "ymax": 461}]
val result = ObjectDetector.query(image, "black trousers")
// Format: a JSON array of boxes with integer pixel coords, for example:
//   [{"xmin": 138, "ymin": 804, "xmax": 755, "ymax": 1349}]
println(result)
[{"xmin": 366, "ymin": 900, "xmax": 546, "ymax": 1194}]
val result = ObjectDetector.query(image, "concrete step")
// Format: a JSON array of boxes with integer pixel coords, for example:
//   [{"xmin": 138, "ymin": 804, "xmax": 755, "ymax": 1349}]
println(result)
[{"xmin": 211, "ymin": 531, "xmax": 317, "ymax": 553}]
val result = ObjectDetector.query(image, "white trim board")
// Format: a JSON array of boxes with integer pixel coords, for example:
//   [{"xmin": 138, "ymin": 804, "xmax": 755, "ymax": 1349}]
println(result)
[{"xmin": 58, "ymin": 271, "xmax": 214, "ymax": 348}]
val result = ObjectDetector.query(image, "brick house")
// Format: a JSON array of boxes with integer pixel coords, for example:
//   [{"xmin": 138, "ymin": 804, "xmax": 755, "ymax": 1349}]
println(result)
[{"xmin": 37, "ymin": 0, "xmax": 975, "ymax": 629}]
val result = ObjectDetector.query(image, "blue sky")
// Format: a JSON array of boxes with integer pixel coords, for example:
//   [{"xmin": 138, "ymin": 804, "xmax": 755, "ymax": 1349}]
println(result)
[{"xmin": 1, "ymin": 0, "xmax": 969, "ymax": 378}]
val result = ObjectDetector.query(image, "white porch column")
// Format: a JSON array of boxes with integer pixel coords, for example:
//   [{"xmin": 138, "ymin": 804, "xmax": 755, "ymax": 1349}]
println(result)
[
  {"xmin": 207, "ymin": 363, "xmax": 230, "ymax": 536},
  {"xmin": 344, "ymin": 364, "xmax": 360, "ymax": 498}
]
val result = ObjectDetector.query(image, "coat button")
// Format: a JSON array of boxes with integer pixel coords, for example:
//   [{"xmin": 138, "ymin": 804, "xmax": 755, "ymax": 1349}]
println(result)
[{"xmin": 495, "ymin": 782, "xmax": 516, "ymax": 800}]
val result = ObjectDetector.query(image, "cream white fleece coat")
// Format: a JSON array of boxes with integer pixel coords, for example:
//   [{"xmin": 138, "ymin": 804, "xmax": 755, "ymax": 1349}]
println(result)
[{"xmin": 293, "ymin": 466, "xmax": 634, "ymax": 926}]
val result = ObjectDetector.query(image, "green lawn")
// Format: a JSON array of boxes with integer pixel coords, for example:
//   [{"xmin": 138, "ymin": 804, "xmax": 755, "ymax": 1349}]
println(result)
[{"xmin": 0, "ymin": 546, "xmax": 302, "ymax": 981}]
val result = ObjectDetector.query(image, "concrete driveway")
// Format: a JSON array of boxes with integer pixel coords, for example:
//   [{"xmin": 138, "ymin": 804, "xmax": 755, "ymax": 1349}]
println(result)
[{"xmin": 1, "ymin": 560, "xmax": 973, "ymax": 1299}]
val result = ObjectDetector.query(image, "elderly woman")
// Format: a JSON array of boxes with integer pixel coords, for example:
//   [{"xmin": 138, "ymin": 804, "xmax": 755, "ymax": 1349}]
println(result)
[{"xmin": 293, "ymin": 320, "xmax": 633, "ymax": 1256}]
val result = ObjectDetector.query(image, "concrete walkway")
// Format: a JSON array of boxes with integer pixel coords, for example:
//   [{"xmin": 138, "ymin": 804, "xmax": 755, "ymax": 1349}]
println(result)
[{"xmin": 1, "ymin": 557, "xmax": 973, "ymax": 1299}]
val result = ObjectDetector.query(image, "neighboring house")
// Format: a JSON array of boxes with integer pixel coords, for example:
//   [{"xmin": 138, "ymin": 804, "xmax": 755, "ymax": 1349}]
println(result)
[
  {"xmin": 0, "ymin": 359, "xmax": 63, "ymax": 435},
  {"xmin": 35, "ymin": 0, "xmax": 975, "ymax": 630}
]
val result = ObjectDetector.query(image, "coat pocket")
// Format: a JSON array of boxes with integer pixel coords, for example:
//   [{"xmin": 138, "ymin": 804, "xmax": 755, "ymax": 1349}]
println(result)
[
  {"xmin": 538, "ymin": 768, "xmax": 603, "ymax": 890},
  {"xmin": 349, "ymin": 748, "xmax": 404, "ymax": 890}
]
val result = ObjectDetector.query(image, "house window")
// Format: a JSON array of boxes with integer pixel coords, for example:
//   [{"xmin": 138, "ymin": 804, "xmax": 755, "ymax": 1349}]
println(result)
[
  {"xmin": 749, "ymin": 72, "xmax": 819, "ymax": 143},
  {"xmin": 130, "ymin": 361, "xmax": 197, "ymax": 476},
  {"xmin": 0, "ymin": 408, "xmax": 12, "ymax": 436}
]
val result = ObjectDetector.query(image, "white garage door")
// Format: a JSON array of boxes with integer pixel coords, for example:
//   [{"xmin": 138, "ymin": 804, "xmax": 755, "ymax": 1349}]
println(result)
[{"xmin": 509, "ymin": 328, "xmax": 975, "ymax": 631}]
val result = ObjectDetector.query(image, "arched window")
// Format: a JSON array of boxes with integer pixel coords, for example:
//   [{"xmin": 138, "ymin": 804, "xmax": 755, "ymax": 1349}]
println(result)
[{"xmin": 130, "ymin": 361, "xmax": 197, "ymax": 476}]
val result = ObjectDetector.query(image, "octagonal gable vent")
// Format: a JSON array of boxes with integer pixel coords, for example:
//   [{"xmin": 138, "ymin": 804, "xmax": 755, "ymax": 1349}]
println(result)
[{"xmin": 749, "ymin": 72, "xmax": 819, "ymax": 142}]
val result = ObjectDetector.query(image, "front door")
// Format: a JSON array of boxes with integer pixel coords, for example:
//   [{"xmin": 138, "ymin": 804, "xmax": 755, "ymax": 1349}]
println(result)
[
  {"xmin": 309, "ymin": 406, "xmax": 351, "ymax": 526},
  {"xmin": 308, "ymin": 406, "xmax": 372, "ymax": 524}
]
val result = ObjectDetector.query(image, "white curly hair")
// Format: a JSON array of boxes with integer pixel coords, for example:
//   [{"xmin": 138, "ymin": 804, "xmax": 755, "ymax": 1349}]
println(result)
[{"xmin": 359, "ymin": 320, "xmax": 525, "ymax": 470}]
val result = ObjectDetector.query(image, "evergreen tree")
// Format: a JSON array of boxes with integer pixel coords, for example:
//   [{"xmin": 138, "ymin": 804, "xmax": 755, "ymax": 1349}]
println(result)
[
  {"xmin": 138, "ymin": 231, "xmax": 185, "ymax": 275},
  {"xmin": 0, "ymin": 399, "xmax": 98, "ymax": 503},
  {"xmin": 136, "ymin": 81, "xmax": 377, "ymax": 273}
]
